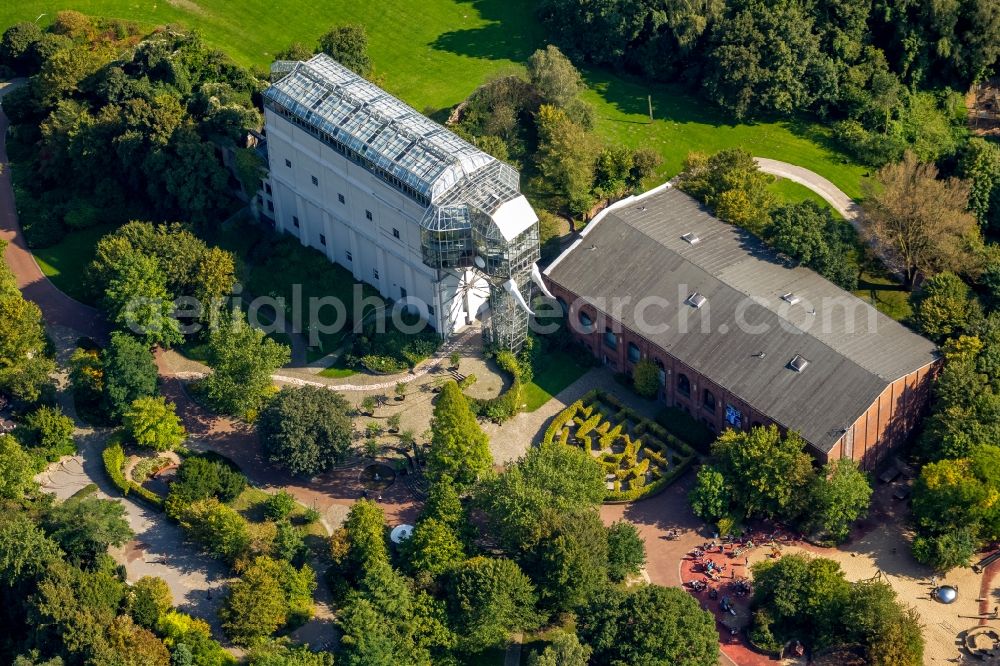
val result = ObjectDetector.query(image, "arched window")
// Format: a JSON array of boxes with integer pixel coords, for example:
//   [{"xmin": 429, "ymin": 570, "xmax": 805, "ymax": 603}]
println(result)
[
  {"xmin": 678, "ymin": 373, "xmax": 691, "ymax": 397},
  {"xmin": 578, "ymin": 311, "xmax": 593, "ymax": 332},
  {"xmin": 557, "ymin": 297, "xmax": 569, "ymax": 315},
  {"xmin": 655, "ymin": 359, "xmax": 666, "ymax": 385},
  {"xmin": 627, "ymin": 342, "xmax": 640, "ymax": 363},
  {"xmin": 603, "ymin": 328, "xmax": 617, "ymax": 350},
  {"xmin": 702, "ymin": 389, "xmax": 716, "ymax": 413}
]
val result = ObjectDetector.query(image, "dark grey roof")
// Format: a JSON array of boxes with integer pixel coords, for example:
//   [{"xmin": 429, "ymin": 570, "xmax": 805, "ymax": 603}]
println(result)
[{"xmin": 546, "ymin": 186, "xmax": 939, "ymax": 453}]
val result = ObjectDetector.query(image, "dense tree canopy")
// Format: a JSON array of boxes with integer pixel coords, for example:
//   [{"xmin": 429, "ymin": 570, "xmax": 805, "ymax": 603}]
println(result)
[
  {"xmin": 578, "ymin": 584, "xmax": 718, "ymax": 666},
  {"xmin": 749, "ymin": 554, "xmax": 923, "ymax": 662},
  {"xmin": 0, "ymin": 241, "xmax": 56, "ymax": 403},
  {"xmin": 318, "ymin": 24, "xmax": 371, "ymax": 76},
  {"xmin": 258, "ymin": 386, "xmax": 353, "ymax": 476},
  {"xmin": 476, "ymin": 443, "xmax": 605, "ymax": 552},
  {"xmin": 445, "ymin": 557, "xmax": 539, "ymax": 653},
  {"xmin": 102, "ymin": 332, "xmax": 158, "ymax": 420},
  {"xmin": 201, "ymin": 309, "xmax": 290, "ymax": 417},
  {"xmin": 122, "ymin": 396, "xmax": 187, "ymax": 451},
  {"xmin": 861, "ymin": 152, "xmax": 981, "ymax": 287}
]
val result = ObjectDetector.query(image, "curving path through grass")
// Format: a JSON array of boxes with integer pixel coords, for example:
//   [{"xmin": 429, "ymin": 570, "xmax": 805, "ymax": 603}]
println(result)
[{"xmin": 754, "ymin": 156, "xmax": 862, "ymax": 226}]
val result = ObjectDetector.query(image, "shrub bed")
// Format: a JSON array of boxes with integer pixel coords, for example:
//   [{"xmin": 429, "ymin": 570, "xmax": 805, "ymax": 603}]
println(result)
[
  {"xmin": 468, "ymin": 349, "xmax": 524, "ymax": 424},
  {"xmin": 102, "ymin": 440, "xmax": 165, "ymax": 510}
]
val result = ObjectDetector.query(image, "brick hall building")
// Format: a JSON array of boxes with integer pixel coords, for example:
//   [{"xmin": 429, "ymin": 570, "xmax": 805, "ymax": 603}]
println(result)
[{"xmin": 544, "ymin": 184, "xmax": 939, "ymax": 470}]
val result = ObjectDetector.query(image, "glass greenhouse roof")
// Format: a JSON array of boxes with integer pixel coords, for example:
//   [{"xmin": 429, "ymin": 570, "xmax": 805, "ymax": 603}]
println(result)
[{"xmin": 264, "ymin": 54, "xmax": 496, "ymax": 203}]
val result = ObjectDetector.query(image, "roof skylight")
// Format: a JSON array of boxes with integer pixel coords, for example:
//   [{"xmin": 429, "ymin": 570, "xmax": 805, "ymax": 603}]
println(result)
[
  {"xmin": 686, "ymin": 293, "xmax": 707, "ymax": 309},
  {"xmin": 681, "ymin": 232, "xmax": 701, "ymax": 245},
  {"xmin": 781, "ymin": 292, "xmax": 801, "ymax": 305},
  {"xmin": 789, "ymin": 355, "xmax": 809, "ymax": 372}
]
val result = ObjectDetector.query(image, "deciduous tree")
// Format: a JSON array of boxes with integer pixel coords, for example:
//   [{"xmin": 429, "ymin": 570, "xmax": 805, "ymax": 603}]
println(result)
[
  {"xmin": 606, "ymin": 520, "xmax": 646, "ymax": 582},
  {"xmin": 861, "ymin": 152, "xmax": 981, "ymax": 287},
  {"xmin": 202, "ymin": 309, "xmax": 290, "ymax": 417},
  {"xmin": 803, "ymin": 459, "xmax": 872, "ymax": 542},
  {"xmin": 578, "ymin": 584, "xmax": 718, "ymax": 666},
  {"xmin": 446, "ymin": 557, "xmax": 539, "ymax": 653},
  {"xmin": 43, "ymin": 495, "xmax": 133, "ymax": 566},
  {"xmin": 102, "ymin": 332, "xmax": 158, "ymax": 419},
  {"xmin": 123, "ymin": 396, "xmax": 186, "ymax": 451},
  {"xmin": 318, "ymin": 24, "xmax": 371, "ymax": 76},
  {"xmin": 258, "ymin": 386, "xmax": 353, "ymax": 476}
]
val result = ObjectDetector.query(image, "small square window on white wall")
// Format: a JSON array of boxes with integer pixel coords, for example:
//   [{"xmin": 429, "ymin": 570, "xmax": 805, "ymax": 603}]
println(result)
[
  {"xmin": 345, "ymin": 251, "xmax": 352, "ymax": 261},
  {"xmin": 365, "ymin": 210, "xmax": 373, "ymax": 221},
  {"xmin": 319, "ymin": 234, "xmax": 326, "ymax": 246},
  {"xmin": 311, "ymin": 175, "xmax": 318, "ymax": 186},
  {"xmin": 428, "ymin": 305, "xmax": 435, "ymax": 315},
  {"xmin": 284, "ymin": 159, "xmax": 291, "ymax": 168},
  {"xmin": 373, "ymin": 269, "xmax": 379, "ymax": 280},
  {"xmin": 292, "ymin": 216, "xmax": 299, "ymax": 228},
  {"xmin": 338, "ymin": 193, "xmax": 345, "ymax": 204}
]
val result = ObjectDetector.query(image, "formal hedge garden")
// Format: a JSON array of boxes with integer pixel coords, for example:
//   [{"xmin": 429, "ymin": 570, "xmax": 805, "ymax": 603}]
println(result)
[{"xmin": 544, "ymin": 389, "xmax": 696, "ymax": 502}]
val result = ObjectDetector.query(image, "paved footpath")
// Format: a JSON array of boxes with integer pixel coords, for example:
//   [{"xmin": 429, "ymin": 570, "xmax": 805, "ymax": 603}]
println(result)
[{"xmin": 754, "ymin": 157, "xmax": 862, "ymax": 226}]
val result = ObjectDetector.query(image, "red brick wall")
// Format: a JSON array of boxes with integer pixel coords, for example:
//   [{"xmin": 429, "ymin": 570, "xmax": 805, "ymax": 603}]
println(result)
[{"xmin": 547, "ymin": 279, "xmax": 938, "ymax": 469}]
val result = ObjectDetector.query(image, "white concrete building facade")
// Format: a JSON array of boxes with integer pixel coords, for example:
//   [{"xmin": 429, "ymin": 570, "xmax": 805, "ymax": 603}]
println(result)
[{"xmin": 261, "ymin": 55, "xmax": 542, "ymax": 347}]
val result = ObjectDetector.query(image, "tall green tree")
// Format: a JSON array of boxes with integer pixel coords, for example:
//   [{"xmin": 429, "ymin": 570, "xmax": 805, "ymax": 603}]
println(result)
[
  {"xmin": 43, "ymin": 495, "xmax": 133, "ymax": 566},
  {"xmin": 676, "ymin": 149, "xmax": 775, "ymax": 234},
  {"xmin": 123, "ymin": 396, "xmax": 187, "ymax": 451},
  {"xmin": 201, "ymin": 309, "xmax": 290, "ymax": 417},
  {"xmin": 702, "ymin": 0, "xmax": 835, "ymax": 119},
  {"xmin": 606, "ymin": 520, "xmax": 646, "ymax": 582},
  {"xmin": 527, "ymin": 631, "xmax": 591, "ymax": 666},
  {"xmin": 220, "ymin": 557, "xmax": 290, "ymax": 645},
  {"xmin": 0, "ymin": 436, "xmax": 37, "ymax": 500},
  {"xmin": 712, "ymin": 425, "xmax": 815, "ymax": 521},
  {"xmin": 476, "ymin": 443, "xmax": 605, "ymax": 552},
  {"xmin": 427, "ymin": 381, "xmax": 492, "ymax": 487},
  {"xmin": 959, "ymin": 137, "xmax": 1000, "ymax": 233},
  {"xmin": 446, "ymin": 557, "xmax": 539, "ymax": 654},
  {"xmin": 803, "ymin": 459, "xmax": 872, "ymax": 542},
  {"xmin": 102, "ymin": 332, "xmax": 158, "ymax": 419},
  {"xmin": 766, "ymin": 201, "xmax": 858, "ymax": 289},
  {"xmin": 909, "ymin": 271, "xmax": 980, "ymax": 342},
  {"xmin": 0, "ymin": 243, "xmax": 56, "ymax": 402},
  {"xmin": 534, "ymin": 104, "xmax": 598, "ymax": 217},
  {"xmin": 578, "ymin": 584, "xmax": 718, "ymax": 666},
  {"xmin": 318, "ymin": 24, "xmax": 371, "ymax": 76},
  {"xmin": 258, "ymin": 386, "xmax": 353, "ymax": 476},
  {"xmin": 102, "ymin": 250, "xmax": 181, "ymax": 347}
]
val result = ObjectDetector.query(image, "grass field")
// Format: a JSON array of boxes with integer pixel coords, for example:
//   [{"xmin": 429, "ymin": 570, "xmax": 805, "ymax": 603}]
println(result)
[
  {"xmin": 522, "ymin": 350, "xmax": 590, "ymax": 411},
  {"xmin": 33, "ymin": 223, "xmax": 117, "ymax": 304},
  {"xmin": 1, "ymin": 0, "xmax": 866, "ymax": 197},
  {"xmin": 768, "ymin": 177, "xmax": 841, "ymax": 214}
]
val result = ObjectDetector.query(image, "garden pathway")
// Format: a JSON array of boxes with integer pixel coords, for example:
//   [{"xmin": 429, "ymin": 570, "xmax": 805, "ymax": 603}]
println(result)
[{"xmin": 753, "ymin": 157, "xmax": 862, "ymax": 226}]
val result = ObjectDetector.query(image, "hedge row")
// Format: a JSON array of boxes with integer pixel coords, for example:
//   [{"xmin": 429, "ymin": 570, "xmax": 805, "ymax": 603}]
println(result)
[
  {"xmin": 605, "ymin": 455, "xmax": 695, "ymax": 503},
  {"xmin": 102, "ymin": 440, "xmax": 165, "ymax": 510},
  {"xmin": 469, "ymin": 349, "xmax": 524, "ymax": 423}
]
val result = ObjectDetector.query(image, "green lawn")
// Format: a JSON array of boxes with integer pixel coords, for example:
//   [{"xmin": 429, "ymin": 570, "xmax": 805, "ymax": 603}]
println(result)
[
  {"xmin": 2, "ymin": 0, "xmax": 865, "ymax": 197},
  {"xmin": 33, "ymin": 223, "xmax": 117, "ymax": 304},
  {"xmin": 522, "ymin": 350, "xmax": 590, "ymax": 412},
  {"xmin": 767, "ymin": 177, "xmax": 841, "ymax": 215},
  {"xmin": 318, "ymin": 355, "xmax": 357, "ymax": 378},
  {"xmin": 854, "ymin": 271, "xmax": 913, "ymax": 322}
]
